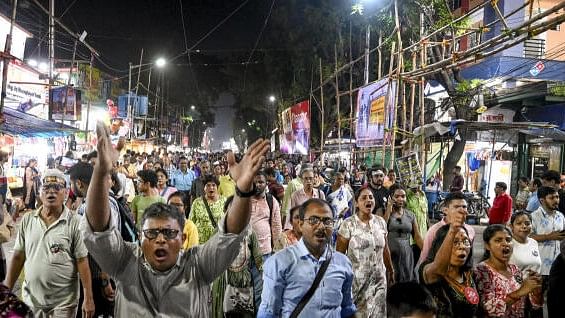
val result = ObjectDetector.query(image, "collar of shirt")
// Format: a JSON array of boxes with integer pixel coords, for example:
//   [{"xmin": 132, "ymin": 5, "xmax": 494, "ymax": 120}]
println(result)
[
  {"xmin": 33, "ymin": 205, "xmax": 72, "ymax": 224},
  {"xmin": 296, "ymin": 238, "xmax": 330, "ymax": 264}
]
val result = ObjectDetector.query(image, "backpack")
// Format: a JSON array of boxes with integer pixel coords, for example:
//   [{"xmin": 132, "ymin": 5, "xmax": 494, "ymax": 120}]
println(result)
[{"xmin": 110, "ymin": 194, "xmax": 138, "ymax": 243}]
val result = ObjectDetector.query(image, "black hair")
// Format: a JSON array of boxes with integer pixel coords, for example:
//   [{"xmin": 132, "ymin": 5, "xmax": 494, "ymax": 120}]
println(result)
[
  {"xmin": 481, "ymin": 224, "xmax": 512, "ymax": 261},
  {"xmin": 354, "ymin": 186, "xmax": 372, "ymax": 202},
  {"xmin": 289, "ymin": 205, "xmax": 301, "ymax": 220},
  {"xmin": 155, "ymin": 168, "xmax": 169, "ymax": 179},
  {"xmin": 168, "ymin": 191, "xmax": 186, "ymax": 204},
  {"xmin": 68, "ymin": 162, "xmax": 93, "ymax": 184},
  {"xmin": 255, "ymin": 171, "xmax": 267, "ymax": 179},
  {"xmin": 532, "ymin": 178, "xmax": 542, "ymax": 188},
  {"xmin": 264, "ymin": 167, "xmax": 276, "ymax": 177},
  {"xmin": 518, "ymin": 176, "xmax": 529, "ymax": 183},
  {"xmin": 299, "ymin": 198, "xmax": 333, "ymax": 220},
  {"xmin": 426, "ymin": 224, "xmax": 473, "ymax": 273},
  {"xmin": 388, "ymin": 183, "xmax": 405, "ymax": 196},
  {"xmin": 141, "ymin": 202, "xmax": 185, "ymax": 232},
  {"xmin": 538, "ymin": 186, "xmax": 557, "ymax": 201},
  {"xmin": 387, "ymin": 282, "xmax": 437, "ymax": 318},
  {"xmin": 495, "ymin": 182, "xmax": 507, "ymax": 191},
  {"xmin": 87, "ymin": 150, "xmax": 98, "ymax": 160},
  {"xmin": 510, "ymin": 211, "xmax": 532, "ymax": 225},
  {"xmin": 443, "ymin": 192, "xmax": 467, "ymax": 207},
  {"xmin": 202, "ymin": 174, "xmax": 220, "ymax": 186},
  {"xmin": 137, "ymin": 170, "xmax": 159, "ymax": 188},
  {"xmin": 110, "ymin": 172, "xmax": 121, "ymax": 194},
  {"xmin": 542, "ymin": 170, "xmax": 560, "ymax": 184}
]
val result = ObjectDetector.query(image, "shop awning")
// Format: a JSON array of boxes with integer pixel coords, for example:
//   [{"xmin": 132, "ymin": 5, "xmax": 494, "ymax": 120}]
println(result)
[
  {"xmin": 519, "ymin": 128, "xmax": 565, "ymax": 142},
  {"xmin": 0, "ymin": 107, "xmax": 78, "ymax": 137}
]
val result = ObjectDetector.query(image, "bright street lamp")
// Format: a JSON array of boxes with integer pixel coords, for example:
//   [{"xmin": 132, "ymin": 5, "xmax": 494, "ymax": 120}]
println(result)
[
  {"xmin": 155, "ymin": 57, "xmax": 166, "ymax": 68},
  {"xmin": 268, "ymin": 95, "xmax": 276, "ymax": 103},
  {"xmin": 203, "ymin": 121, "xmax": 206, "ymax": 125},
  {"xmin": 190, "ymin": 105, "xmax": 195, "ymax": 110},
  {"xmin": 241, "ymin": 129, "xmax": 245, "ymax": 133}
]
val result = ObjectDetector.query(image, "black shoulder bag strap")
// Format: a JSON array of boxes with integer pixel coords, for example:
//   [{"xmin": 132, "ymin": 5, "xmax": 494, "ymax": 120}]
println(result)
[
  {"xmin": 289, "ymin": 257, "xmax": 331, "ymax": 318},
  {"xmin": 266, "ymin": 193, "xmax": 274, "ymax": 249},
  {"xmin": 202, "ymin": 196, "xmax": 218, "ymax": 229}
]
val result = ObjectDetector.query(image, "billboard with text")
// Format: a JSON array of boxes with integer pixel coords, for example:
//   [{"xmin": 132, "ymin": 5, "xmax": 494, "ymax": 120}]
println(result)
[{"xmin": 355, "ymin": 78, "xmax": 397, "ymax": 147}]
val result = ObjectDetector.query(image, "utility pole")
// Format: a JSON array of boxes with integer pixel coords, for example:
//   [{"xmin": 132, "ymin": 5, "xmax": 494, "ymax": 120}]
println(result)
[
  {"xmin": 364, "ymin": 25, "xmax": 370, "ymax": 85},
  {"xmin": 0, "ymin": 0, "xmax": 18, "ymax": 120}
]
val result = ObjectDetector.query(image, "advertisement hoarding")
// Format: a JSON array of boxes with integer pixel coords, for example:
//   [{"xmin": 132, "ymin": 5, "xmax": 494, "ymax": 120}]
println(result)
[
  {"xmin": 355, "ymin": 78, "xmax": 397, "ymax": 147},
  {"xmin": 279, "ymin": 100, "xmax": 310, "ymax": 155},
  {"xmin": 49, "ymin": 86, "xmax": 81, "ymax": 121}
]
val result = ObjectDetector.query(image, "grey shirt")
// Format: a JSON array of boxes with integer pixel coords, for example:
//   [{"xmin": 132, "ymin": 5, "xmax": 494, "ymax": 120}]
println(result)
[{"xmin": 81, "ymin": 213, "xmax": 247, "ymax": 317}]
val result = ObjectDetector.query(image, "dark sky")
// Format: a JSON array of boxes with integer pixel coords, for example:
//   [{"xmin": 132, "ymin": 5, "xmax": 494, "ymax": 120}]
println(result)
[{"xmin": 5, "ymin": 0, "xmax": 274, "ymax": 146}]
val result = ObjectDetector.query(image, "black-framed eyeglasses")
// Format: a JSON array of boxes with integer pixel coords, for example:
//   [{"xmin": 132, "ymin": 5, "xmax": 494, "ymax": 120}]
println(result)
[
  {"xmin": 42, "ymin": 183, "xmax": 65, "ymax": 192},
  {"xmin": 142, "ymin": 228, "xmax": 180, "ymax": 240},
  {"xmin": 304, "ymin": 216, "xmax": 334, "ymax": 227}
]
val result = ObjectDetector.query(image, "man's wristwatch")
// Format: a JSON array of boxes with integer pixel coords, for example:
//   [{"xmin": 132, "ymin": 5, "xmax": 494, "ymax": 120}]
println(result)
[{"xmin": 235, "ymin": 184, "xmax": 256, "ymax": 197}]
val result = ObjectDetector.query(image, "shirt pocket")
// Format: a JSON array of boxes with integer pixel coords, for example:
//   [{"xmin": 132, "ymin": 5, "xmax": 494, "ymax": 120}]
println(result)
[
  {"xmin": 47, "ymin": 237, "xmax": 73, "ymax": 265},
  {"xmin": 320, "ymin": 275, "xmax": 344, "ymax": 309}
]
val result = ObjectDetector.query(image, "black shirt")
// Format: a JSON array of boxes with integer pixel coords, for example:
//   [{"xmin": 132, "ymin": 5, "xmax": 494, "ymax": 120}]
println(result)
[{"xmin": 368, "ymin": 184, "xmax": 388, "ymax": 214}]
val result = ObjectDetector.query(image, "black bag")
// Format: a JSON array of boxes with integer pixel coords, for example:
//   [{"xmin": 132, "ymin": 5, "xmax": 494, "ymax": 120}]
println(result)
[{"xmin": 110, "ymin": 195, "xmax": 138, "ymax": 243}]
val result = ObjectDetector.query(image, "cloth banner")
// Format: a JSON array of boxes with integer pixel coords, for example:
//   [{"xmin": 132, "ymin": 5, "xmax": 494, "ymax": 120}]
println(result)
[{"xmin": 279, "ymin": 100, "xmax": 310, "ymax": 155}]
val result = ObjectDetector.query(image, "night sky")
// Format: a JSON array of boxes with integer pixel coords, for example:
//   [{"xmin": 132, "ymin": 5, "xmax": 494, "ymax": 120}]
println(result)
[{"xmin": 5, "ymin": 0, "xmax": 275, "ymax": 146}]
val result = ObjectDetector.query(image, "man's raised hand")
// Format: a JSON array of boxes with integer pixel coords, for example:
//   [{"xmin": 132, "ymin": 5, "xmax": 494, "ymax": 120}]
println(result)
[
  {"xmin": 227, "ymin": 139, "xmax": 270, "ymax": 192},
  {"xmin": 95, "ymin": 121, "xmax": 124, "ymax": 175}
]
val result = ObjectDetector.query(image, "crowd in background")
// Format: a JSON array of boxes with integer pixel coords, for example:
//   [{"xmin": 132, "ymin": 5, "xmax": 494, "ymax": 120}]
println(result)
[{"xmin": 0, "ymin": 144, "xmax": 565, "ymax": 318}]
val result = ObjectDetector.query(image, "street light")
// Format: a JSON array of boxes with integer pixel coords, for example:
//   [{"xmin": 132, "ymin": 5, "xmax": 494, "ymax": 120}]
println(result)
[
  {"xmin": 268, "ymin": 95, "xmax": 276, "ymax": 103},
  {"xmin": 155, "ymin": 57, "xmax": 166, "ymax": 68},
  {"xmin": 190, "ymin": 105, "xmax": 195, "ymax": 110},
  {"xmin": 241, "ymin": 129, "xmax": 245, "ymax": 133}
]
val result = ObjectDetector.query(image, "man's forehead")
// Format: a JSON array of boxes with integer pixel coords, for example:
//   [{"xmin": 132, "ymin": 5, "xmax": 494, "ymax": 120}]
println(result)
[
  {"xmin": 304, "ymin": 202, "xmax": 332, "ymax": 216},
  {"xmin": 143, "ymin": 217, "xmax": 181, "ymax": 229}
]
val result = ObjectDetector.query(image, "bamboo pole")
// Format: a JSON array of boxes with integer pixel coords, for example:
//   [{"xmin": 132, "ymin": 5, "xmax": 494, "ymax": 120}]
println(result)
[
  {"xmin": 349, "ymin": 20, "xmax": 355, "ymax": 170},
  {"xmin": 335, "ymin": 45, "xmax": 342, "ymax": 168},
  {"xmin": 389, "ymin": 0, "xmax": 403, "ymax": 170},
  {"xmin": 419, "ymin": 10, "xmax": 426, "ymax": 172},
  {"xmin": 382, "ymin": 41, "xmax": 396, "ymax": 167},
  {"xmin": 409, "ymin": 52, "xmax": 416, "ymax": 151},
  {"xmin": 319, "ymin": 58, "xmax": 325, "ymax": 151},
  {"xmin": 378, "ymin": 31, "xmax": 382, "ymax": 79}
]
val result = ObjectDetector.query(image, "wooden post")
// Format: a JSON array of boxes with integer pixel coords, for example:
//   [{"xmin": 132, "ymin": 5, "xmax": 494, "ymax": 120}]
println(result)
[
  {"xmin": 319, "ymin": 58, "xmax": 325, "ymax": 151},
  {"xmin": 335, "ymin": 45, "xmax": 342, "ymax": 168}
]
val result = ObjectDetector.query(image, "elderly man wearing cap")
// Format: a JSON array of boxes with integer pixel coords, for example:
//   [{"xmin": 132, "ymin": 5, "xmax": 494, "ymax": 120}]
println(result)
[{"xmin": 4, "ymin": 169, "xmax": 95, "ymax": 318}]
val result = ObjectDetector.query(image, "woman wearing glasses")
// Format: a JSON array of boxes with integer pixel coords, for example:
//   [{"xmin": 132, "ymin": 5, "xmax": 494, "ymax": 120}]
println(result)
[
  {"xmin": 336, "ymin": 187, "xmax": 394, "ymax": 317},
  {"xmin": 384, "ymin": 184, "xmax": 423, "ymax": 283}
]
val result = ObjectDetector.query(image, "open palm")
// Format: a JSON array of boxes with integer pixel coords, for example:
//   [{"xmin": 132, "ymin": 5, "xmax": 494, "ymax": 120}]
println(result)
[{"xmin": 227, "ymin": 139, "xmax": 270, "ymax": 191}]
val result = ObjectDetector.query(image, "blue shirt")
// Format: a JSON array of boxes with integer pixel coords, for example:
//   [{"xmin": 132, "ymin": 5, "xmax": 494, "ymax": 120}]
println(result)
[
  {"xmin": 170, "ymin": 169, "xmax": 196, "ymax": 191},
  {"xmin": 526, "ymin": 191, "xmax": 540, "ymax": 212},
  {"xmin": 258, "ymin": 239, "xmax": 356, "ymax": 318}
]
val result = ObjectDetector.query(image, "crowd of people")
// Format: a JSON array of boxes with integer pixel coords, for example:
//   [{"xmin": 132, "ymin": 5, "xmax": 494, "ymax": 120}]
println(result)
[{"xmin": 0, "ymin": 127, "xmax": 565, "ymax": 317}]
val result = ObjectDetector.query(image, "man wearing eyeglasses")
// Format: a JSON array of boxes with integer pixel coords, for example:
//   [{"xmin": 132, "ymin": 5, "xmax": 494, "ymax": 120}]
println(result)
[
  {"xmin": 259, "ymin": 198, "xmax": 356, "ymax": 317},
  {"xmin": 81, "ymin": 122, "xmax": 270, "ymax": 317},
  {"xmin": 4, "ymin": 169, "xmax": 95, "ymax": 318}
]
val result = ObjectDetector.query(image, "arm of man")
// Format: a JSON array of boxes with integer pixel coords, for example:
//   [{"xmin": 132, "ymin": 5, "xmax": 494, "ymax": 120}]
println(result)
[
  {"xmin": 4, "ymin": 250, "xmax": 25, "ymax": 289},
  {"xmin": 76, "ymin": 257, "xmax": 95, "ymax": 318},
  {"xmin": 340, "ymin": 261, "xmax": 357, "ymax": 318},
  {"xmin": 257, "ymin": 257, "xmax": 285, "ymax": 318}
]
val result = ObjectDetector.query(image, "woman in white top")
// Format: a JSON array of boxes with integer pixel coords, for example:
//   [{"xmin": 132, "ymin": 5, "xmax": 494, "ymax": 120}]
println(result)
[{"xmin": 509, "ymin": 211, "xmax": 543, "ymax": 317}]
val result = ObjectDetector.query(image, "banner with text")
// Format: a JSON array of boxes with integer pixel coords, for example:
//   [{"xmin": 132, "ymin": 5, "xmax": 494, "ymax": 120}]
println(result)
[
  {"xmin": 355, "ymin": 78, "xmax": 397, "ymax": 147},
  {"xmin": 279, "ymin": 100, "xmax": 310, "ymax": 155},
  {"xmin": 395, "ymin": 152, "xmax": 424, "ymax": 188}
]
